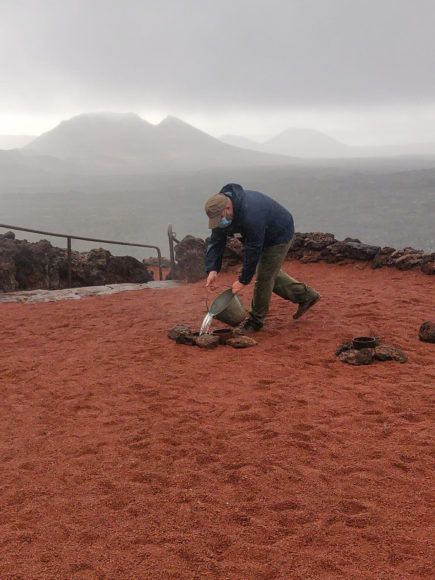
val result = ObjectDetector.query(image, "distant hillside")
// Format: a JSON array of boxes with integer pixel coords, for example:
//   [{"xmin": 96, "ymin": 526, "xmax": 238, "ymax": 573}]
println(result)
[
  {"xmin": 0, "ymin": 149, "xmax": 66, "ymax": 181},
  {"xmin": 25, "ymin": 112, "xmax": 158, "ymax": 162},
  {"xmin": 262, "ymin": 128, "xmax": 350, "ymax": 158},
  {"xmin": 0, "ymin": 135, "xmax": 36, "ymax": 150},
  {"xmin": 218, "ymin": 134, "xmax": 262, "ymax": 150},
  {"xmin": 24, "ymin": 112, "xmax": 293, "ymax": 173},
  {"xmin": 356, "ymin": 142, "xmax": 435, "ymax": 157},
  {"xmin": 220, "ymin": 129, "xmax": 350, "ymax": 158},
  {"xmin": 220, "ymin": 129, "xmax": 435, "ymax": 159}
]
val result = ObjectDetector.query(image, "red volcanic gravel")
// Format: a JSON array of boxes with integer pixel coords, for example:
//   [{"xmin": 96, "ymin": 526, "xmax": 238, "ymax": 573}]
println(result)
[{"xmin": 0, "ymin": 261, "xmax": 434, "ymax": 578}]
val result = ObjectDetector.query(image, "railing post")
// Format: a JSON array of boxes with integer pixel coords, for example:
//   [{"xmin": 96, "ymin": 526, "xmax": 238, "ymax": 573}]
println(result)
[
  {"xmin": 168, "ymin": 224, "xmax": 180, "ymax": 278},
  {"xmin": 67, "ymin": 237, "xmax": 72, "ymax": 288},
  {"xmin": 156, "ymin": 247, "xmax": 163, "ymax": 281}
]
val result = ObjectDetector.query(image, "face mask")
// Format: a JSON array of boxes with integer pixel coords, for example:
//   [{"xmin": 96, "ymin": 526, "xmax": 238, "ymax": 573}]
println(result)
[{"xmin": 218, "ymin": 217, "xmax": 232, "ymax": 228}]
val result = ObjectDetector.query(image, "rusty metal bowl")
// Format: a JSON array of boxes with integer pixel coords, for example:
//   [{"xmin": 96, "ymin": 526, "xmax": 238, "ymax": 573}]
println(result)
[{"xmin": 352, "ymin": 336, "xmax": 378, "ymax": 350}]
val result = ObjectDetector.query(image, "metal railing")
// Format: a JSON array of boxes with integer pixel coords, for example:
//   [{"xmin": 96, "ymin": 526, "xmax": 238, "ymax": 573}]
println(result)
[
  {"xmin": 167, "ymin": 224, "xmax": 180, "ymax": 276},
  {"xmin": 0, "ymin": 223, "xmax": 163, "ymax": 286}
]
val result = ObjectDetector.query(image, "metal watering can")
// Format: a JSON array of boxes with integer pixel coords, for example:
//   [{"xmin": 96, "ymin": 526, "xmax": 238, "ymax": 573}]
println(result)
[{"xmin": 207, "ymin": 288, "xmax": 246, "ymax": 327}]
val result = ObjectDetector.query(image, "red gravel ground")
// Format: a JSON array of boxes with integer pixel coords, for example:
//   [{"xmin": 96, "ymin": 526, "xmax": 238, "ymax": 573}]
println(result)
[{"xmin": 1, "ymin": 261, "xmax": 434, "ymax": 579}]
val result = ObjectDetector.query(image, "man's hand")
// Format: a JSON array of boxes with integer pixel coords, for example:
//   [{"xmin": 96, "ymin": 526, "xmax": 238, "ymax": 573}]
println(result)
[
  {"xmin": 206, "ymin": 271, "xmax": 218, "ymax": 291},
  {"xmin": 232, "ymin": 280, "xmax": 245, "ymax": 294}
]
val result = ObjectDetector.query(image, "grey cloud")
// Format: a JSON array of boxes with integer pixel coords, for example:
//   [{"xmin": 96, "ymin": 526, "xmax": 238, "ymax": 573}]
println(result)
[{"xmin": 1, "ymin": 0, "xmax": 435, "ymax": 113}]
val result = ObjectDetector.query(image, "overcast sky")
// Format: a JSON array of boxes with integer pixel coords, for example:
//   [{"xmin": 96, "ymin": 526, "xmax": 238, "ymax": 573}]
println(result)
[{"xmin": 1, "ymin": 0, "xmax": 435, "ymax": 144}]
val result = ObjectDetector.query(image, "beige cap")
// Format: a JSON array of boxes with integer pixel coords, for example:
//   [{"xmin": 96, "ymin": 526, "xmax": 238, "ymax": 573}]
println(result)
[{"xmin": 204, "ymin": 193, "xmax": 227, "ymax": 229}]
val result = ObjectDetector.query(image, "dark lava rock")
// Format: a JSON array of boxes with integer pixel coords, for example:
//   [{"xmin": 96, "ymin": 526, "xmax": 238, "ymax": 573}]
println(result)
[
  {"xmin": 419, "ymin": 321, "xmax": 435, "ymax": 343},
  {"xmin": 1, "ymin": 230, "xmax": 15, "ymax": 240},
  {"xmin": 212, "ymin": 328, "xmax": 236, "ymax": 344},
  {"xmin": 176, "ymin": 333, "xmax": 199, "ymax": 346},
  {"xmin": 338, "ymin": 348, "xmax": 375, "ymax": 365},
  {"xmin": 0, "ymin": 235, "xmax": 153, "ymax": 292},
  {"xmin": 421, "ymin": 261, "xmax": 435, "ymax": 275},
  {"xmin": 168, "ymin": 324, "xmax": 192, "ymax": 341},
  {"xmin": 328, "ymin": 239, "xmax": 381, "ymax": 262},
  {"xmin": 288, "ymin": 232, "xmax": 336, "ymax": 263},
  {"xmin": 226, "ymin": 336, "xmax": 257, "ymax": 348},
  {"xmin": 173, "ymin": 235, "xmax": 207, "ymax": 282},
  {"xmin": 337, "ymin": 339, "xmax": 408, "ymax": 364},
  {"xmin": 303, "ymin": 232, "xmax": 336, "ymax": 251},
  {"xmin": 344, "ymin": 239, "xmax": 381, "ymax": 260},
  {"xmin": 374, "ymin": 344, "xmax": 408, "ymax": 363},
  {"xmin": 394, "ymin": 250, "xmax": 425, "ymax": 271},
  {"xmin": 335, "ymin": 342, "xmax": 353, "ymax": 356},
  {"xmin": 166, "ymin": 230, "xmax": 434, "ymax": 281},
  {"xmin": 194, "ymin": 334, "xmax": 220, "ymax": 349},
  {"xmin": 371, "ymin": 247, "xmax": 396, "ymax": 269},
  {"xmin": 171, "ymin": 234, "xmax": 244, "ymax": 280},
  {"xmin": 372, "ymin": 247, "xmax": 434, "ymax": 273},
  {"xmin": 169, "ymin": 328, "xmax": 220, "ymax": 348}
]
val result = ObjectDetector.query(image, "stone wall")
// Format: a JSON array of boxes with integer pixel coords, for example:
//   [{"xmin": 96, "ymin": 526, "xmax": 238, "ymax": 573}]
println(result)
[
  {"xmin": 171, "ymin": 232, "xmax": 435, "ymax": 281},
  {"xmin": 0, "ymin": 231, "xmax": 153, "ymax": 292},
  {"xmin": 2, "ymin": 229, "xmax": 433, "ymax": 292}
]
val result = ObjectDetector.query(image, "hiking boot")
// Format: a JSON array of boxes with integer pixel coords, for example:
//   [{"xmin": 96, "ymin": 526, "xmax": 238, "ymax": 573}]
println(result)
[
  {"xmin": 237, "ymin": 318, "xmax": 262, "ymax": 335},
  {"xmin": 293, "ymin": 293, "xmax": 321, "ymax": 320}
]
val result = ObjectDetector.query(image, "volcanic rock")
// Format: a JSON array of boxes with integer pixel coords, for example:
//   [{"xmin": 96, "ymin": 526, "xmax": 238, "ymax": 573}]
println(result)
[
  {"xmin": 211, "ymin": 328, "xmax": 236, "ymax": 344},
  {"xmin": 371, "ymin": 247, "xmax": 396, "ymax": 268},
  {"xmin": 421, "ymin": 260, "xmax": 435, "ymax": 275},
  {"xmin": 194, "ymin": 334, "xmax": 220, "ymax": 349},
  {"xmin": 79, "ymin": 248, "xmax": 153, "ymax": 287},
  {"xmin": 303, "ymin": 232, "xmax": 336, "ymax": 251},
  {"xmin": 328, "ymin": 238, "xmax": 381, "ymax": 262},
  {"xmin": 419, "ymin": 321, "xmax": 435, "ymax": 343},
  {"xmin": 335, "ymin": 342, "xmax": 353, "ymax": 356},
  {"xmin": 374, "ymin": 345, "xmax": 408, "ymax": 363},
  {"xmin": 394, "ymin": 249, "xmax": 425, "ymax": 271},
  {"xmin": 166, "ymin": 230, "xmax": 434, "ymax": 280},
  {"xmin": 173, "ymin": 235, "xmax": 206, "ymax": 282},
  {"xmin": 0, "ymin": 233, "xmax": 153, "ymax": 292},
  {"xmin": 338, "ymin": 348, "xmax": 375, "ymax": 365},
  {"xmin": 226, "ymin": 336, "xmax": 257, "ymax": 348},
  {"xmin": 288, "ymin": 232, "xmax": 336, "ymax": 263},
  {"xmin": 176, "ymin": 333, "xmax": 199, "ymax": 346},
  {"xmin": 168, "ymin": 324, "xmax": 192, "ymax": 341},
  {"xmin": 372, "ymin": 247, "xmax": 435, "ymax": 273},
  {"xmin": 337, "ymin": 339, "xmax": 408, "ymax": 364}
]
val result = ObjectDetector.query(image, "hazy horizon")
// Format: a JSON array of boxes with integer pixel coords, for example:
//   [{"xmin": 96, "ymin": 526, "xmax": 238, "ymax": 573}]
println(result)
[{"xmin": 1, "ymin": 162, "xmax": 434, "ymax": 254}]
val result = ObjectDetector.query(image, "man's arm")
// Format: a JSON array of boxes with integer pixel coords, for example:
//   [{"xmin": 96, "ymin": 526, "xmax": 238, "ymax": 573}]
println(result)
[{"xmin": 205, "ymin": 228, "xmax": 228, "ymax": 285}]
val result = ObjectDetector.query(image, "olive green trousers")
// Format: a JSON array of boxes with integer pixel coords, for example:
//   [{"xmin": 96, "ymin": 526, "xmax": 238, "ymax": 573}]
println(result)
[{"xmin": 249, "ymin": 241, "xmax": 319, "ymax": 327}]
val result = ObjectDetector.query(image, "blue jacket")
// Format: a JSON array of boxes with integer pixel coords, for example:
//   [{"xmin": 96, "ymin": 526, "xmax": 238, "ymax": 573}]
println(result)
[{"xmin": 205, "ymin": 183, "xmax": 294, "ymax": 284}]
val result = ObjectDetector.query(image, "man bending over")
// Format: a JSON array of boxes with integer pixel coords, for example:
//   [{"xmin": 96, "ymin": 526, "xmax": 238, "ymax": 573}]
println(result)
[{"xmin": 204, "ymin": 183, "xmax": 320, "ymax": 334}]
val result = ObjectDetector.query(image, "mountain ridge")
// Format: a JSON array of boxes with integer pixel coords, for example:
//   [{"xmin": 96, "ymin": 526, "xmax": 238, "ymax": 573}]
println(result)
[{"xmin": 22, "ymin": 112, "xmax": 293, "ymax": 172}]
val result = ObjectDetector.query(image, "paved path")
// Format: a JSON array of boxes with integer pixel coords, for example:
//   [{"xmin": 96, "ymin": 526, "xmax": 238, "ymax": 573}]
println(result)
[{"xmin": 0, "ymin": 280, "xmax": 182, "ymax": 304}]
